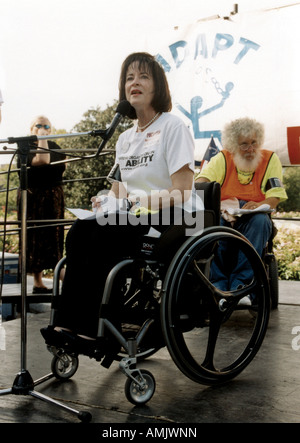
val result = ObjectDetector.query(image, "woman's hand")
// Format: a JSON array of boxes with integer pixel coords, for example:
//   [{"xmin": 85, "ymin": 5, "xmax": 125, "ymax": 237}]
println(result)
[
  {"xmin": 91, "ymin": 195, "xmax": 102, "ymax": 212},
  {"xmin": 31, "ymin": 125, "xmax": 51, "ymax": 166},
  {"xmin": 91, "ymin": 195, "xmax": 128, "ymax": 213}
]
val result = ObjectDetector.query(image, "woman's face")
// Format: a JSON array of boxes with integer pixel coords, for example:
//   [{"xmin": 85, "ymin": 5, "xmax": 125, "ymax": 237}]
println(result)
[
  {"xmin": 125, "ymin": 62, "xmax": 155, "ymax": 113},
  {"xmin": 31, "ymin": 117, "xmax": 51, "ymax": 136}
]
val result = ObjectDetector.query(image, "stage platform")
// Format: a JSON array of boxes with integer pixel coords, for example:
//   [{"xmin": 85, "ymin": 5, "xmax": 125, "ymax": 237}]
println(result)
[{"xmin": 0, "ymin": 280, "xmax": 299, "ymax": 424}]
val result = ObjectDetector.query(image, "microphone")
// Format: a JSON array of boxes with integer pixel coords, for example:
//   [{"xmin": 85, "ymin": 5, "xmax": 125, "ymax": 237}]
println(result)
[
  {"xmin": 107, "ymin": 163, "xmax": 121, "ymax": 183},
  {"xmin": 91, "ymin": 100, "xmax": 133, "ymax": 140}
]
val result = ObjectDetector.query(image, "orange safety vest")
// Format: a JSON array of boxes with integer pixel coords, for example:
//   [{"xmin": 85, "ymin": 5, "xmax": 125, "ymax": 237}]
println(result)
[{"xmin": 221, "ymin": 149, "xmax": 274, "ymax": 202}]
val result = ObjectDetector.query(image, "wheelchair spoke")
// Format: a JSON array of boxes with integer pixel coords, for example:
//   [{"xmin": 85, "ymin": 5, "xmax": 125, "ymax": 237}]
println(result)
[{"xmin": 201, "ymin": 310, "xmax": 223, "ymax": 371}]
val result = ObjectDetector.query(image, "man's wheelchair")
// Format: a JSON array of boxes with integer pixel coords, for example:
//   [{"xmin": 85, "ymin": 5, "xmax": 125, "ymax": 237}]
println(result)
[{"xmin": 43, "ymin": 182, "xmax": 272, "ymax": 421}]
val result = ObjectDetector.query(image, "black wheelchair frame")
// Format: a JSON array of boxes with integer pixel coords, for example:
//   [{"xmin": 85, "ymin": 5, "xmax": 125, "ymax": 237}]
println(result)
[{"xmin": 44, "ymin": 182, "xmax": 273, "ymax": 420}]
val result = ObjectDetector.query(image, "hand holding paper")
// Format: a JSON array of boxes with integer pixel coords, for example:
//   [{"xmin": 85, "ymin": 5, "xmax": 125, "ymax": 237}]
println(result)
[
  {"xmin": 91, "ymin": 194, "xmax": 127, "ymax": 213},
  {"xmin": 220, "ymin": 198, "xmax": 274, "ymax": 222},
  {"xmin": 226, "ymin": 204, "xmax": 273, "ymax": 216}
]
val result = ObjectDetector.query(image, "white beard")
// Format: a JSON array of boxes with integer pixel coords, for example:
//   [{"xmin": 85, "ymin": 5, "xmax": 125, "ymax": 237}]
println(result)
[{"xmin": 233, "ymin": 150, "xmax": 263, "ymax": 172}]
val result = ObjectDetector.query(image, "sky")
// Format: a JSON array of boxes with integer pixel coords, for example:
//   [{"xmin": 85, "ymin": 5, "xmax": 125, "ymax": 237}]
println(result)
[{"xmin": 0, "ymin": 0, "xmax": 298, "ymax": 163}]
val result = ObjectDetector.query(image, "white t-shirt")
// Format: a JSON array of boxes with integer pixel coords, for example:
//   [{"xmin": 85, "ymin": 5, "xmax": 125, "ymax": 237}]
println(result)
[
  {"xmin": 115, "ymin": 112, "xmax": 204, "ymax": 212},
  {"xmin": 0, "ymin": 90, "xmax": 3, "ymax": 106}
]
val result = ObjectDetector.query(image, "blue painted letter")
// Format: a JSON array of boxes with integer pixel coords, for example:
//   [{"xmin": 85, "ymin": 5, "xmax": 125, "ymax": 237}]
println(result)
[
  {"xmin": 169, "ymin": 40, "xmax": 188, "ymax": 68},
  {"xmin": 234, "ymin": 38, "xmax": 260, "ymax": 64}
]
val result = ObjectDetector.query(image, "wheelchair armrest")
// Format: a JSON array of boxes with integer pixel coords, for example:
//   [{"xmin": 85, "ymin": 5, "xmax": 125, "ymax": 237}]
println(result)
[
  {"xmin": 139, "ymin": 182, "xmax": 221, "ymax": 262},
  {"xmin": 195, "ymin": 181, "xmax": 221, "ymax": 225},
  {"xmin": 146, "ymin": 210, "xmax": 208, "ymax": 262}
]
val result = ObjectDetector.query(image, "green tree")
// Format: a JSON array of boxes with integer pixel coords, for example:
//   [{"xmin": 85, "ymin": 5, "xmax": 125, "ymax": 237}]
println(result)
[
  {"xmin": 60, "ymin": 101, "xmax": 133, "ymax": 208},
  {"xmin": 0, "ymin": 164, "xmax": 19, "ymax": 212},
  {"xmin": 278, "ymin": 167, "xmax": 300, "ymax": 212}
]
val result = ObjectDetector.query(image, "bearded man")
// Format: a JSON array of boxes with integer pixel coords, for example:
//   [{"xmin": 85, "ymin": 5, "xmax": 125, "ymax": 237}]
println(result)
[{"xmin": 195, "ymin": 117, "xmax": 287, "ymax": 301}]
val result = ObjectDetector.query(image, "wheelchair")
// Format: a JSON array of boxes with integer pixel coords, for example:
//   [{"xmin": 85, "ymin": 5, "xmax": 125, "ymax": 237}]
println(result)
[{"xmin": 44, "ymin": 182, "xmax": 271, "ymax": 413}]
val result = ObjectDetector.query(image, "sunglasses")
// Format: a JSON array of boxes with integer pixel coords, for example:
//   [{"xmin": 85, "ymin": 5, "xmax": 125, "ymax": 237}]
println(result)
[{"xmin": 35, "ymin": 124, "xmax": 50, "ymax": 129}]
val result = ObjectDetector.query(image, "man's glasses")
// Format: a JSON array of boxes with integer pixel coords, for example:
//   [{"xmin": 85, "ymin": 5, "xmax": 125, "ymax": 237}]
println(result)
[
  {"xmin": 239, "ymin": 141, "xmax": 258, "ymax": 151},
  {"xmin": 35, "ymin": 124, "xmax": 50, "ymax": 129}
]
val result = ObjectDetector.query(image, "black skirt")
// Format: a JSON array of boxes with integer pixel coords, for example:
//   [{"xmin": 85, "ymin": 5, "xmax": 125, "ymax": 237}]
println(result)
[{"xmin": 18, "ymin": 185, "xmax": 65, "ymax": 273}]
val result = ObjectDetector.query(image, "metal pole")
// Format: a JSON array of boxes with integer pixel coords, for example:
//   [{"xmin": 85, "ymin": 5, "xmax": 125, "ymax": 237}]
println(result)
[
  {"xmin": 0, "ymin": 129, "xmax": 102, "ymax": 145},
  {"xmin": 18, "ymin": 142, "xmax": 29, "ymax": 372},
  {"xmin": 0, "ymin": 129, "xmax": 109, "ymax": 161},
  {"xmin": 20, "ymin": 187, "xmax": 27, "ymax": 370}
]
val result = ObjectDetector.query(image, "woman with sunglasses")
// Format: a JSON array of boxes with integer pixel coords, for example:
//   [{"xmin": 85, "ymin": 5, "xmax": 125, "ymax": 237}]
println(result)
[{"xmin": 17, "ymin": 115, "xmax": 66, "ymax": 293}]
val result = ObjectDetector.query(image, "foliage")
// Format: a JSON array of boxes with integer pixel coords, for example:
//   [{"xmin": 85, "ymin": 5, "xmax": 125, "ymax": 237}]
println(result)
[
  {"xmin": 273, "ymin": 224, "xmax": 300, "ymax": 280},
  {"xmin": 273, "ymin": 211, "xmax": 300, "ymax": 219},
  {"xmin": 0, "ymin": 163, "xmax": 19, "ymax": 212},
  {"xmin": 60, "ymin": 101, "xmax": 133, "ymax": 208},
  {"xmin": 0, "ymin": 229, "xmax": 19, "ymax": 254},
  {"xmin": 277, "ymin": 167, "xmax": 300, "ymax": 212}
]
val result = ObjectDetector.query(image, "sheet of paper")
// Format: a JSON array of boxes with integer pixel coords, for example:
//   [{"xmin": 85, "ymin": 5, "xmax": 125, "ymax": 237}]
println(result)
[
  {"xmin": 67, "ymin": 208, "xmax": 96, "ymax": 220},
  {"xmin": 67, "ymin": 206, "xmax": 128, "ymax": 220},
  {"xmin": 226, "ymin": 204, "xmax": 273, "ymax": 216},
  {"xmin": 144, "ymin": 227, "xmax": 161, "ymax": 238}
]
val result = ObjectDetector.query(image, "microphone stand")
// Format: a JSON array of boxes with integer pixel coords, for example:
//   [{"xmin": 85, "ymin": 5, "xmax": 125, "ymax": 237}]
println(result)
[{"xmin": 0, "ymin": 128, "xmax": 111, "ymax": 422}]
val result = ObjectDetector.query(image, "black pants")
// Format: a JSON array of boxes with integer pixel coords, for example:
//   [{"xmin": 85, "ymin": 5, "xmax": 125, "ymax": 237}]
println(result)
[{"xmin": 54, "ymin": 210, "xmax": 184, "ymax": 337}]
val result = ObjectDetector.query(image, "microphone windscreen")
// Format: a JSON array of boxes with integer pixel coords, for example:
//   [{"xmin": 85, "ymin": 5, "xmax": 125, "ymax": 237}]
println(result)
[{"xmin": 116, "ymin": 100, "xmax": 134, "ymax": 117}]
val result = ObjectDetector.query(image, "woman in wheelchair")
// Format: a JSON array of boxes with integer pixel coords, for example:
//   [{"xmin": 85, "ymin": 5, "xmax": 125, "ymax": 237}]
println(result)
[
  {"xmin": 41, "ymin": 52, "xmax": 204, "ymax": 355},
  {"xmin": 196, "ymin": 117, "xmax": 287, "ymax": 305}
]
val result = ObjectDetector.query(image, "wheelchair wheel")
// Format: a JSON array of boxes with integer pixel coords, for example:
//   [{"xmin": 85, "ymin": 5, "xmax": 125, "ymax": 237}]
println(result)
[
  {"xmin": 161, "ymin": 226, "xmax": 270, "ymax": 386},
  {"xmin": 51, "ymin": 352, "xmax": 79, "ymax": 380},
  {"xmin": 124, "ymin": 369, "xmax": 156, "ymax": 405}
]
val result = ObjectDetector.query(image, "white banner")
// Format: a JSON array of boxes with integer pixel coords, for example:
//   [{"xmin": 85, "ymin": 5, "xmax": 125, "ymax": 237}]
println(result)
[{"xmin": 149, "ymin": 5, "xmax": 300, "ymax": 165}]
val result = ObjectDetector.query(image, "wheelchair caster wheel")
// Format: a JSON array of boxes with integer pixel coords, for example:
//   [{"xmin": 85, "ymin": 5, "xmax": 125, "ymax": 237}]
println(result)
[
  {"xmin": 125, "ymin": 369, "xmax": 156, "ymax": 405},
  {"xmin": 51, "ymin": 353, "xmax": 79, "ymax": 380}
]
